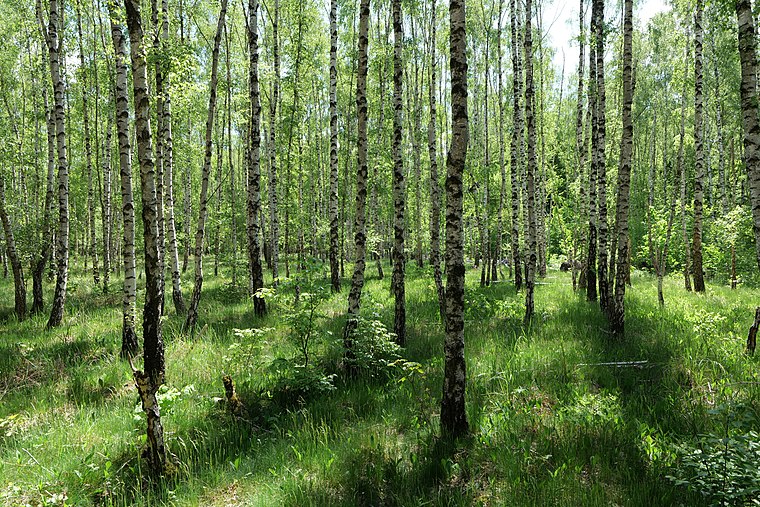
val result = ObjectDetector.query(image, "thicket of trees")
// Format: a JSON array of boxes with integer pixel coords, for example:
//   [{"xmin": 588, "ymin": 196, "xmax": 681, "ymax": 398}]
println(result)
[{"xmin": 2, "ymin": 0, "xmax": 760, "ymax": 475}]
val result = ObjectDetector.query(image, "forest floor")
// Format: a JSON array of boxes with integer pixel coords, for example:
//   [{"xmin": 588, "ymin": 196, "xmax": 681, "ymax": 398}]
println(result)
[{"xmin": 1, "ymin": 260, "xmax": 760, "ymax": 506}]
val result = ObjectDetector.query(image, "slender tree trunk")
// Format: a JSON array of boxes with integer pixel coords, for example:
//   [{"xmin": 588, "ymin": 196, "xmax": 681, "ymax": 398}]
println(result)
[
  {"xmin": 108, "ymin": 0, "xmax": 139, "ymax": 357},
  {"xmin": 0, "ymin": 174, "xmax": 26, "ymax": 320},
  {"xmin": 509, "ymin": 0, "xmax": 523, "ymax": 291},
  {"xmin": 185, "ymin": 0, "xmax": 228, "ymax": 331},
  {"xmin": 496, "ymin": 0, "xmax": 505, "ymax": 285},
  {"xmin": 31, "ymin": 82, "xmax": 56, "ymax": 314},
  {"xmin": 268, "ymin": 0, "xmax": 281, "ymax": 284},
  {"xmin": 344, "ymin": 0, "xmax": 371, "ymax": 365},
  {"xmin": 37, "ymin": 0, "xmax": 70, "ymax": 329},
  {"xmin": 692, "ymin": 0, "xmax": 706, "ymax": 293},
  {"xmin": 124, "ymin": 0, "xmax": 167, "ymax": 476},
  {"xmin": 247, "ymin": 0, "xmax": 266, "ymax": 317},
  {"xmin": 429, "ymin": 0, "xmax": 445, "ymax": 322},
  {"xmin": 573, "ymin": 0, "xmax": 585, "ymax": 292},
  {"xmin": 735, "ymin": 0, "xmax": 760, "ymax": 271},
  {"xmin": 592, "ymin": 0, "xmax": 609, "ymax": 313},
  {"xmin": 226, "ymin": 26, "xmax": 237, "ymax": 288},
  {"xmin": 440, "ymin": 0, "xmax": 468, "ymax": 439},
  {"xmin": 524, "ymin": 0, "xmax": 538, "ymax": 324},
  {"xmin": 329, "ymin": 0, "xmax": 340, "ymax": 292},
  {"xmin": 610, "ymin": 0, "xmax": 633, "ymax": 335},
  {"xmin": 677, "ymin": 41, "xmax": 691, "ymax": 291},
  {"xmin": 392, "ymin": 0, "xmax": 406, "ymax": 346}
]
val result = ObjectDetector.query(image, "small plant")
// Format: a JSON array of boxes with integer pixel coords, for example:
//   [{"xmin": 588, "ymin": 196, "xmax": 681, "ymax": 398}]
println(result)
[{"xmin": 346, "ymin": 317, "xmax": 405, "ymax": 378}]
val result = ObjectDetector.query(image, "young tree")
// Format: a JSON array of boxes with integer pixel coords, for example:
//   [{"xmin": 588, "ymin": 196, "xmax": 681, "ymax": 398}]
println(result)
[
  {"xmin": 108, "ymin": 0, "xmax": 139, "ymax": 357},
  {"xmin": 329, "ymin": 0, "xmax": 340, "ymax": 292},
  {"xmin": 524, "ymin": 0, "xmax": 537, "ymax": 323},
  {"xmin": 610, "ymin": 0, "xmax": 633, "ymax": 335},
  {"xmin": 267, "ymin": 0, "xmax": 281, "ymax": 284},
  {"xmin": 124, "ymin": 0, "xmax": 168, "ymax": 475},
  {"xmin": 185, "ymin": 0, "xmax": 228, "ymax": 331},
  {"xmin": 37, "ymin": 0, "xmax": 70, "ymax": 329},
  {"xmin": 0, "ymin": 172, "xmax": 25, "ymax": 320},
  {"xmin": 592, "ymin": 0, "xmax": 609, "ymax": 313},
  {"xmin": 247, "ymin": 0, "xmax": 267, "ymax": 317},
  {"xmin": 692, "ymin": 0, "xmax": 706, "ymax": 292},
  {"xmin": 440, "ymin": 0, "xmax": 468, "ymax": 439},
  {"xmin": 392, "ymin": 0, "xmax": 406, "ymax": 346},
  {"xmin": 509, "ymin": 0, "xmax": 523, "ymax": 291},
  {"xmin": 343, "ymin": 0, "xmax": 371, "ymax": 360}
]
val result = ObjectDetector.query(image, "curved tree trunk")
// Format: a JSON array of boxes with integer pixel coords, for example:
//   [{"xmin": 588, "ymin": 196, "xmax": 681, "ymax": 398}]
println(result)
[
  {"xmin": 185, "ymin": 0, "xmax": 228, "ymax": 331},
  {"xmin": 124, "ymin": 0, "xmax": 167, "ymax": 476},
  {"xmin": 108, "ymin": 0, "xmax": 138, "ymax": 357},
  {"xmin": 0, "ymin": 174, "xmax": 26, "ymax": 320},
  {"xmin": 37, "ymin": 0, "xmax": 70, "ymax": 329},
  {"xmin": 344, "ymin": 0, "xmax": 371, "ymax": 365},
  {"xmin": 610, "ymin": 0, "xmax": 633, "ymax": 335}
]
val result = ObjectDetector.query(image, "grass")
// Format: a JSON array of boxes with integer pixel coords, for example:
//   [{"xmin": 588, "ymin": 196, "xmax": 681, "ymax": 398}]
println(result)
[{"xmin": 1, "ymin": 258, "xmax": 760, "ymax": 506}]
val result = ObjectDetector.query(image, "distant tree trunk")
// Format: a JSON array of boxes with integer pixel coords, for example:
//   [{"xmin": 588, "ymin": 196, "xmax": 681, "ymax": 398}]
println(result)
[
  {"xmin": 329, "ymin": 0, "xmax": 340, "ymax": 292},
  {"xmin": 267, "ymin": 0, "xmax": 281, "ymax": 285},
  {"xmin": 610, "ymin": 0, "xmax": 633, "ymax": 335},
  {"xmin": 496, "ymin": 0, "xmax": 505, "ymax": 285},
  {"xmin": 573, "ymin": 0, "xmax": 585, "ymax": 292},
  {"xmin": 108, "ymin": 0, "xmax": 138, "ymax": 357},
  {"xmin": 247, "ymin": 0, "xmax": 266, "ymax": 317},
  {"xmin": 585, "ymin": 6, "xmax": 598, "ymax": 303},
  {"xmin": 735, "ymin": 0, "xmax": 760, "ymax": 272},
  {"xmin": 372, "ymin": 11, "xmax": 386, "ymax": 281},
  {"xmin": 0, "ymin": 173, "xmax": 26, "ymax": 320},
  {"xmin": 159, "ymin": 0, "xmax": 186, "ymax": 314},
  {"xmin": 509, "ymin": 0, "xmax": 523, "ymax": 291},
  {"xmin": 714, "ymin": 59, "xmax": 729, "ymax": 216},
  {"xmin": 75, "ymin": 1, "xmax": 100, "ymax": 288},
  {"xmin": 524, "ymin": 0, "xmax": 538, "ymax": 324},
  {"xmin": 185, "ymin": 0, "xmax": 228, "ymax": 331},
  {"xmin": 392, "ymin": 0, "xmax": 406, "ymax": 346},
  {"xmin": 677, "ymin": 43, "xmax": 691, "ymax": 291},
  {"xmin": 692, "ymin": 0, "xmax": 706, "ymax": 293},
  {"xmin": 343, "ymin": 0, "xmax": 371, "ymax": 363},
  {"xmin": 429, "ymin": 0, "xmax": 445, "ymax": 322},
  {"xmin": 440, "ymin": 0, "xmax": 468, "ymax": 439},
  {"xmin": 101, "ymin": 123, "xmax": 113, "ymax": 294},
  {"xmin": 37, "ymin": 0, "xmax": 70, "ymax": 329},
  {"xmin": 31, "ymin": 83, "xmax": 56, "ymax": 314},
  {"xmin": 124, "ymin": 0, "xmax": 168, "ymax": 477},
  {"xmin": 226, "ymin": 26, "xmax": 237, "ymax": 288}
]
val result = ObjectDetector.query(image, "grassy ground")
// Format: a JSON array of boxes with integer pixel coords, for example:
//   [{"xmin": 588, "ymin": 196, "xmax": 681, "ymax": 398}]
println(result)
[{"xmin": 1, "ymin": 259, "xmax": 759, "ymax": 506}]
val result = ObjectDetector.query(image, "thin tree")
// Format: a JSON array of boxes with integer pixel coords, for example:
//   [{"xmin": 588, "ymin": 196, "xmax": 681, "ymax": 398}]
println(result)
[
  {"xmin": 524, "ymin": 0, "xmax": 537, "ymax": 323},
  {"xmin": 267, "ymin": 0, "xmax": 281, "ymax": 284},
  {"xmin": 509, "ymin": 0, "xmax": 523, "ymax": 291},
  {"xmin": 185, "ymin": 0, "xmax": 228, "ymax": 331},
  {"xmin": 37, "ymin": 0, "xmax": 70, "ymax": 329},
  {"xmin": 247, "ymin": 0, "xmax": 267, "ymax": 317},
  {"xmin": 0, "ymin": 172, "xmax": 26, "ymax": 320},
  {"xmin": 124, "ymin": 0, "xmax": 168, "ymax": 475},
  {"xmin": 108, "ymin": 0, "xmax": 139, "ymax": 357},
  {"xmin": 692, "ymin": 0, "xmax": 706, "ymax": 293},
  {"xmin": 344, "ymin": 0, "xmax": 371, "ymax": 362},
  {"xmin": 573, "ymin": 0, "xmax": 585, "ymax": 292},
  {"xmin": 392, "ymin": 0, "xmax": 406, "ymax": 345},
  {"xmin": 428, "ymin": 0, "xmax": 445, "ymax": 321},
  {"xmin": 440, "ymin": 0, "xmax": 468, "ymax": 439},
  {"xmin": 328, "ymin": 0, "xmax": 340, "ymax": 292},
  {"xmin": 592, "ymin": 0, "xmax": 609, "ymax": 312},
  {"xmin": 610, "ymin": 0, "xmax": 633, "ymax": 334}
]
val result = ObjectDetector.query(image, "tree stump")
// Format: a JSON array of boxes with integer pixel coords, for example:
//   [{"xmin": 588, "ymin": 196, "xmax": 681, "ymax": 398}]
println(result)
[{"xmin": 747, "ymin": 307, "xmax": 760, "ymax": 355}]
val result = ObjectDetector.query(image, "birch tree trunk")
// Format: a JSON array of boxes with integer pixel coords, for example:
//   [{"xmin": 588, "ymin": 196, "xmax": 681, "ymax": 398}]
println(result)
[
  {"xmin": 592, "ymin": 0, "xmax": 609, "ymax": 313},
  {"xmin": 185, "ymin": 0, "xmax": 228, "ymax": 331},
  {"xmin": 108, "ymin": 0, "xmax": 139, "ymax": 357},
  {"xmin": 392, "ymin": 0, "xmax": 407, "ymax": 346},
  {"xmin": 735, "ymin": 0, "xmax": 760, "ymax": 272},
  {"xmin": 268, "ymin": 0, "xmax": 281, "ymax": 285},
  {"xmin": 329, "ymin": 0, "xmax": 340, "ymax": 292},
  {"xmin": 37, "ymin": 0, "xmax": 70, "ymax": 329},
  {"xmin": 509, "ymin": 0, "xmax": 523, "ymax": 291},
  {"xmin": 247, "ymin": 0, "xmax": 267, "ymax": 317},
  {"xmin": 343, "ymin": 0, "xmax": 371, "ymax": 365},
  {"xmin": 524, "ymin": 0, "xmax": 538, "ymax": 324},
  {"xmin": 429, "ymin": 0, "xmax": 446, "ymax": 322},
  {"xmin": 574, "ymin": 0, "xmax": 585, "ymax": 292},
  {"xmin": 692, "ymin": 0, "xmax": 706, "ymax": 293},
  {"xmin": 124, "ymin": 0, "xmax": 168, "ymax": 476},
  {"xmin": 677, "ymin": 41, "xmax": 691, "ymax": 291},
  {"xmin": 610, "ymin": 0, "xmax": 633, "ymax": 335},
  {"xmin": 440, "ymin": 0, "xmax": 468, "ymax": 439},
  {"xmin": 0, "ymin": 173, "xmax": 26, "ymax": 320}
]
